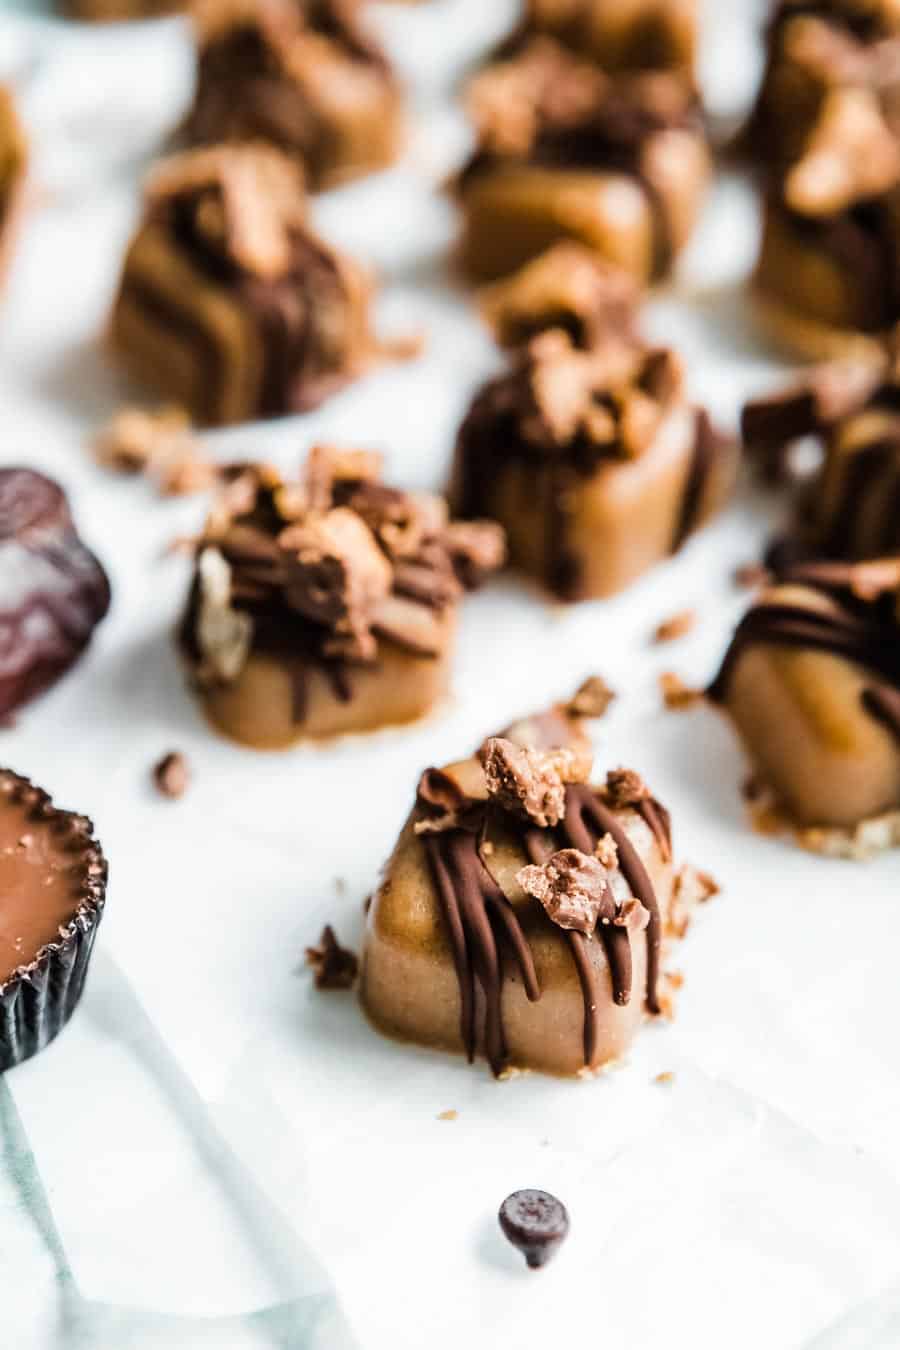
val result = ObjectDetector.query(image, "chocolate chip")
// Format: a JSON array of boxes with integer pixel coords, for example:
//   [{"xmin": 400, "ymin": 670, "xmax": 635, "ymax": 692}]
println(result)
[
  {"xmin": 153, "ymin": 751, "xmax": 190, "ymax": 799},
  {"xmin": 565, "ymin": 673, "xmax": 616, "ymax": 718},
  {"xmin": 498, "ymin": 1189, "xmax": 570, "ymax": 1270}
]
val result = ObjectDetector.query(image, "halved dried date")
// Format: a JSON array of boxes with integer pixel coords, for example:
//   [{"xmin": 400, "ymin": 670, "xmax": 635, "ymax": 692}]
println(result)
[{"xmin": 0, "ymin": 470, "xmax": 110, "ymax": 716}]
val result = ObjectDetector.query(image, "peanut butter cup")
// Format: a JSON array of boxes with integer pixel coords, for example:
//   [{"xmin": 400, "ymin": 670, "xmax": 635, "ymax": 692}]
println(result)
[
  {"xmin": 179, "ymin": 448, "xmax": 505, "ymax": 748},
  {"xmin": 182, "ymin": 0, "xmax": 402, "ymax": 190},
  {"xmin": 0, "ymin": 469, "xmax": 110, "ymax": 719},
  {"xmin": 361, "ymin": 690, "xmax": 702, "ymax": 1078},
  {"xmin": 709, "ymin": 559, "xmax": 900, "ymax": 855},
  {"xmin": 110, "ymin": 144, "xmax": 399, "ymax": 427},
  {"xmin": 0, "ymin": 88, "xmax": 27, "ymax": 288},
  {"xmin": 0, "ymin": 771, "xmax": 107, "ymax": 1070},
  {"xmin": 451, "ymin": 330, "xmax": 737, "ymax": 602},
  {"xmin": 457, "ymin": 37, "xmax": 710, "ymax": 284}
]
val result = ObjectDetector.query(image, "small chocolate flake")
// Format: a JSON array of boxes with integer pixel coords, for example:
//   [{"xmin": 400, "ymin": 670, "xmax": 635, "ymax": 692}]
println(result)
[
  {"xmin": 659, "ymin": 671, "xmax": 702, "ymax": 710},
  {"xmin": 605, "ymin": 768, "xmax": 650, "ymax": 809},
  {"xmin": 733, "ymin": 562, "xmax": 771, "ymax": 590},
  {"xmin": 593, "ymin": 832, "xmax": 618, "ymax": 868},
  {"xmin": 654, "ymin": 1071, "xmax": 675, "ymax": 1086},
  {"xmin": 153, "ymin": 751, "xmax": 190, "ymax": 800},
  {"xmin": 305, "ymin": 925, "xmax": 359, "ymax": 991},
  {"xmin": 498, "ymin": 1189, "xmax": 570, "ymax": 1270},
  {"xmin": 566, "ymin": 674, "xmax": 616, "ymax": 719},
  {"xmin": 437, "ymin": 1109, "xmax": 458, "ymax": 1121},
  {"xmin": 653, "ymin": 609, "xmax": 696, "ymax": 644}
]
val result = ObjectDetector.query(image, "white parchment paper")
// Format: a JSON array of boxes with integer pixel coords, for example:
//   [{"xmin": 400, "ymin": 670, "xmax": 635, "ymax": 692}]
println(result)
[{"xmin": 0, "ymin": 3, "xmax": 898, "ymax": 1347}]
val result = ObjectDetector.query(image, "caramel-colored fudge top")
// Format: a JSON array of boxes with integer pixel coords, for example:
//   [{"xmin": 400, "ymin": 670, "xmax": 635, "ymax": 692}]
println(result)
[
  {"xmin": 181, "ymin": 448, "xmax": 505, "ymax": 718},
  {"xmin": 461, "ymin": 37, "xmax": 707, "ymax": 278},
  {"xmin": 0, "ymin": 772, "xmax": 106, "ymax": 987},
  {"xmin": 506, "ymin": 0, "xmax": 698, "ymax": 79},
  {"xmin": 741, "ymin": 334, "xmax": 900, "ymax": 557}
]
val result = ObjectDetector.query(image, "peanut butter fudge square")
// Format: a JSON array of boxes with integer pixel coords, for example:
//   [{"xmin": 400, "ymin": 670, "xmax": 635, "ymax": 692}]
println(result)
[
  {"xmin": 182, "ymin": 0, "xmax": 402, "ymax": 190},
  {"xmin": 742, "ymin": 333, "xmax": 900, "ymax": 558},
  {"xmin": 748, "ymin": 2, "xmax": 900, "ymax": 357},
  {"xmin": 361, "ymin": 690, "xmax": 704, "ymax": 1077},
  {"xmin": 457, "ymin": 37, "xmax": 710, "ymax": 284},
  {"xmin": 0, "ymin": 88, "xmax": 26, "ymax": 287},
  {"xmin": 110, "ymin": 145, "xmax": 391, "ymax": 426},
  {"xmin": 498, "ymin": 0, "xmax": 698, "ymax": 82},
  {"xmin": 179, "ymin": 448, "xmax": 504, "ymax": 747},
  {"xmin": 451, "ymin": 330, "xmax": 737, "ymax": 602},
  {"xmin": 709, "ymin": 559, "xmax": 900, "ymax": 855}
]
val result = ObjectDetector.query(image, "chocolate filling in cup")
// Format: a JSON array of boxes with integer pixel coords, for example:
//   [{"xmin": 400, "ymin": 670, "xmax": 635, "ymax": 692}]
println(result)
[{"xmin": 0, "ymin": 772, "xmax": 107, "ymax": 1070}]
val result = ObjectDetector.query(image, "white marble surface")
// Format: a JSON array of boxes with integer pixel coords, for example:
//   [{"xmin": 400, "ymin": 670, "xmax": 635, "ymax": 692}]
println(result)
[{"xmin": 0, "ymin": 3, "xmax": 898, "ymax": 1348}]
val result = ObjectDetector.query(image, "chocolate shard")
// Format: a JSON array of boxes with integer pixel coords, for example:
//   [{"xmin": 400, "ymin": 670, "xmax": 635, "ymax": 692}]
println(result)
[
  {"xmin": 481, "ymin": 736, "xmax": 592, "ymax": 828},
  {"xmin": 305, "ymin": 925, "xmax": 359, "ymax": 990},
  {"xmin": 516, "ymin": 846, "xmax": 617, "ymax": 933}
]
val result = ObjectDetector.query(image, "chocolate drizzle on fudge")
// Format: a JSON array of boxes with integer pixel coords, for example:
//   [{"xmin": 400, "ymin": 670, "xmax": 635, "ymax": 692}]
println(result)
[
  {"xmin": 453, "ymin": 329, "xmax": 725, "ymax": 600},
  {"xmin": 709, "ymin": 559, "xmax": 900, "ymax": 746},
  {"xmin": 462, "ymin": 38, "xmax": 706, "ymax": 279},
  {"xmin": 182, "ymin": 0, "xmax": 400, "ymax": 189},
  {"xmin": 181, "ymin": 449, "xmax": 504, "ymax": 722},
  {"xmin": 742, "ymin": 337, "xmax": 900, "ymax": 557},
  {"xmin": 416, "ymin": 736, "xmax": 670, "ymax": 1077}
]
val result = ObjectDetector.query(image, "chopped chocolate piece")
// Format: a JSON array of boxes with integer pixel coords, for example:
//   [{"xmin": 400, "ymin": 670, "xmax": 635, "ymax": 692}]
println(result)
[
  {"xmin": 517, "ymin": 847, "xmax": 617, "ymax": 933},
  {"xmin": 305, "ymin": 924, "xmax": 359, "ymax": 990},
  {"xmin": 180, "ymin": 451, "xmax": 504, "ymax": 747},
  {"xmin": 659, "ymin": 671, "xmax": 702, "ymax": 710},
  {"xmin": 437, "ymin": 1108, "xmax": 458, "ymax": 1121},
  {"xmin": 654, "ymin": 1070, "xmax": 675, "ymax": 1085},
  {"xmin": 0, "ymin": 770, "xmax": 107, "ymax": 1070},
  {"xmin": 152, "ymin": 751, "xmax": 190, "ymax": 799},
  {"xmin": 182, "ymin": 0, "xmax": 402, "ymax": 190},
  {"xmin": 498, "ymin": 1190, "xmax": 570, "ymax": 1270},
  {"xmin": 0, "ymin": 88, "xmax": 27, "ymax": 289},
  {"xmin": 93, "ymin": 405, "xmax": 195, "ymax": 476},
  {"xmin": 0, "ymin": 470, "xmax": 110, "ymax": 718},
  {"xmin": 451, "ymin": 330, "xmax": 736, "ymax": 601},
  {"xmin": 362, "ymin": 698, "xmax": 690, "ymax": 1076},
  {"xmin": 604, "ymin": 767, "xmax": 651, "ymax": 808},
  {"xmin": 566, "ymin": 673, "xmax": 616, "ymax": 719},
  {"xmin": 458, "ymin": 37, "xmax": 710, "ymax": 284},
  {"xmin": 653, "ymin": 608, "xmax": 695, "ymax": 642},
  {"xmin": 710, "ymin": 557, "xmax": 900, "ymax": 837},
  {"xmin": 481, "ymin": 736, "xmax": 591, "ymax": 828},
  {"xmin": 479, "ymin": 243, "xmax": 640, "ymax": 350},
  {"xmin": 594, "ymin": 831, "xmax": 619, "ymax": 867},
  {"xmin": 110, "ymin": 144, "xmax": 407, "ymax": 427}
]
